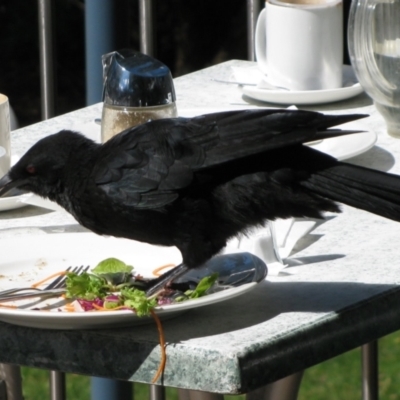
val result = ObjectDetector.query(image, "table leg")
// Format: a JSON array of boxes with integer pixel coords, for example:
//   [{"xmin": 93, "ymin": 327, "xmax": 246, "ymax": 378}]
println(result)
[
  {"xmin": 246, "ymin": 371, "xmax": 304, "ymax": 400},
  {"xmin": 50, "ymin": 371, "xmax": 65, "ymax": 400},
  {"xmin": 0, "ymin": 364, "xmax": 23, "ymax": 400},
  {"xmin": 150, "ymin": 385, "xmax": 166, "ymax": 400},
  {"xmin": 177, "ymin": 389, "xmax": 223, "ymax": 400},
  {"xmin": 362, "ymin": 342, "xmax": 379, "ymax": 400}
]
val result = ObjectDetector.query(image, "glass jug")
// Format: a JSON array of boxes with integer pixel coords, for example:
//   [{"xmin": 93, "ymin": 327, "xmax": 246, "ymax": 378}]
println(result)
[{"xmin": 348, "ymin": 0, "xmax": 400, "ymax": 137}]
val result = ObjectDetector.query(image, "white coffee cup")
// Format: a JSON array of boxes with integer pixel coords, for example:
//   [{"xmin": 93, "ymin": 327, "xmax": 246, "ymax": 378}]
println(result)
[
  {"xmin": 255, "ymin": 0, "xmax": 343, "ymax": 91},
  {"xmin": 0, "ymin": 94, "xmax": 11, "ymax": 178}
]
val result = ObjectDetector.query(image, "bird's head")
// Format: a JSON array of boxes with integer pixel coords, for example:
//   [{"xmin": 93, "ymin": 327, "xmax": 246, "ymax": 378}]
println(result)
[{"xmin": 0, "ymin": 130, "xmax": 95, "ymax": 199}]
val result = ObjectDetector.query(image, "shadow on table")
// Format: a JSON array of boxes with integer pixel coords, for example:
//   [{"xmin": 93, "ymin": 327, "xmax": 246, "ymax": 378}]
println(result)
[
  {"xmin": 346, "ymin": 145, "xmax": 396, "ymax": 172},
  {"xmin": 157, "ymin": 279, "xmax": 398, "ymax": 340}
]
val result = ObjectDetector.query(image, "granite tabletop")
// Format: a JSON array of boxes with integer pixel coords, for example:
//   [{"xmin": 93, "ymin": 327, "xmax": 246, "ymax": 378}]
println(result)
[{"xmin": 1, "ymin": 60, "xmax": 400, "ymax": 394}]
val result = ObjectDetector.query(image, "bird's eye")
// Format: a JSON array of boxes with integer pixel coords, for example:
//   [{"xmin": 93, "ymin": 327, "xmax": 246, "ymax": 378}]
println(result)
[{"xmin": 26, "ymin": 165, "xmax": 36, "ymax": 175}]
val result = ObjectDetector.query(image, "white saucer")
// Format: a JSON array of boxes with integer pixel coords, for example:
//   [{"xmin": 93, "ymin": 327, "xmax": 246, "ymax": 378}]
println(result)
[
  {"xmin": 0, "ymin": 156, "xmax": 31, "ymax": 212},
  {"xmin": 242, "ymin": 65, "xmax": 364, "ymax": 105},
  {"xmin": 0, "ymin": 193, "xmax": 31, "ymax": 212}
]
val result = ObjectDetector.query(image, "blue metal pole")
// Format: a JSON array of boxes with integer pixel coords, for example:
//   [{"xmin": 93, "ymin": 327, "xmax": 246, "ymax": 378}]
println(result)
[
  {"xmin": 86, "ymin": 3, "xmax": 132, "ymax": 397},
  {"xmin": 91, "ymin": 377, "xmax": 133, "ymax": 400},
  {"xmin": 85, "ymin": 0, "xmax": 116, "ymax": 106}
]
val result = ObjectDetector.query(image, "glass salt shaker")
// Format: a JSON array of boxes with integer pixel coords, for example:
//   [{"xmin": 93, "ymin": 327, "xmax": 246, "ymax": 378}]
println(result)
[{"xmin": 101, "ymin": 50, "xmax": 178, "ymax": 142}]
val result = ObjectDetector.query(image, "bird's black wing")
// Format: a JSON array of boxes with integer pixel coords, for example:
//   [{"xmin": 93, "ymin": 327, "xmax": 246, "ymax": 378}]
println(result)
[
  {"xmin": 188, "ymin": 109, "xmax": 366, "ymax": 168},
  {"xmin": 91, "ymin": 109, "xmax": 366, "ymax": 209},
  {"xmin": 91, "ymin": 117, "xmax": 219, "ymax": 209}
]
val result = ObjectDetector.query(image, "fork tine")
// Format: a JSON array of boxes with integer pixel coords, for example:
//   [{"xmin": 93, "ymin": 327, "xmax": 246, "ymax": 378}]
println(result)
[
  {"xmin": 0, "ymin": 266, "xmax": 91, "ymax": 302},
  {"xmin": 44, "ymin": 265, "xmax": 89, "ymax": 290},
  {"xmin": 0, "ymin": 287, "xmax": 43, "ymax": 297},
  {"xmin": 46, "ymin": 265, "xmax": 90, "ymax": 290},
  {"xmin": 0, "ymin": 267, "xmax": 76, "ymax": 296},
  {"xmin": 43, "ymin": 266, "xmax": 73, "ymax": 290},
  {"xmin": 0, "ymin": 288, "xmax": 67, "ymax": 302}
]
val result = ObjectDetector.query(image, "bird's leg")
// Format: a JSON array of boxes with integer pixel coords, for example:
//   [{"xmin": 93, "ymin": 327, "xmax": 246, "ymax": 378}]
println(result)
[{"xmin": 145, "ymin": 263, "xmax": 189, "ymax": 297}]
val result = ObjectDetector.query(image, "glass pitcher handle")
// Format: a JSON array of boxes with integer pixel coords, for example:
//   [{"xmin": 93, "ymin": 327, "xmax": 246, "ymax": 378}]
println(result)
[{"xmin": 348, "ymin": 0, "xmax": 396, "ymax": 105}]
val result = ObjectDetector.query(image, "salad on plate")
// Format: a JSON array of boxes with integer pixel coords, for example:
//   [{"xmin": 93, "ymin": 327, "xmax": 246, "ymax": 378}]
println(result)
[{"xmin": 64, "ymin": 257, "xmax": 219, "ymax": 316}]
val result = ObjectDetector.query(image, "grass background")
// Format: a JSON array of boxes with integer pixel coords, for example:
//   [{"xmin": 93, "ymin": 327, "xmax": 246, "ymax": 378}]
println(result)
[{"xmin": 18, "ymin": 331, "xmax": 400, "ymax": 400}]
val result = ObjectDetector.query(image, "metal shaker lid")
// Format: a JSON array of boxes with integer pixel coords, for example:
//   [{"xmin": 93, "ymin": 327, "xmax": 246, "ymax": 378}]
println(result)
[{"xmin": 102, "ymin": 49, "xmax": 176, "ymax": 107}]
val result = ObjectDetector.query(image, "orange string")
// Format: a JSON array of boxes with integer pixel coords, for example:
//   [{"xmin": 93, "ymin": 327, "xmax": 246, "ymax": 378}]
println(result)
[
  {"xmin": 152, "ymin": 263, "xmax": 176, "ymax": 277},
  {"xmin": 150, "ymin": 309, "xmax": 167, "ymax": 383},
  {"xmin": 31, "ymin": 271, "xmax": 67, "ymax": 288}
]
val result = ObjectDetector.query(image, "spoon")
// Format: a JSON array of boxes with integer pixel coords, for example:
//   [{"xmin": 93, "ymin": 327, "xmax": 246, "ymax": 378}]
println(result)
[{"xmin": 211, "ymin": 78, "xmax": 289, "ymax": 91}]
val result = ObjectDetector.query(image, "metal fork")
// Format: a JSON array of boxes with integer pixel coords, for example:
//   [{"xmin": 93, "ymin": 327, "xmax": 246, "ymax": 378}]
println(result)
[
  {"xmin": 43, "ymin": 265, "xmax": 89, "ymax": 290},
  {"xmin": 0, "ymin": 265, "xmax": 89, "ymax": 302}
]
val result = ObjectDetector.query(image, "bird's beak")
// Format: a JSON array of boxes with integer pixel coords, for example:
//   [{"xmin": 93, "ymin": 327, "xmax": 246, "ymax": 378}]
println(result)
[{"xmin": 0, "ymin": 173, "xmax": 27, "ymax": 197}]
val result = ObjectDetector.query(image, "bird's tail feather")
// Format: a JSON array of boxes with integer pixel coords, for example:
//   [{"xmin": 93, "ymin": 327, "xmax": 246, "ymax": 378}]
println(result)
[
  {"xmin": 302, "ymin": 163, "xmax": 400, "ymax": 221},
  {"xmin": 205, "ymin": 109, "xmax": 365, "ymax": 132},
  {"xmin": 198, "ymin": 110, "xmax": 368, "ymax": 169}
]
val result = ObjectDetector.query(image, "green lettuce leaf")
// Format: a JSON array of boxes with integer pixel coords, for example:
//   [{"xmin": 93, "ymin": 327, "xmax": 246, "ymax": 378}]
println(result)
[
  {"xmin": 92, "ymin": 258, "xmax": 133, "ymax": 274},
  {"xmin": 120, "ymin": 287, "xmax": 157, "ymax": 317},
  {"xmin": 65, "ymin": 272, "xmax": 107, "ymax": 300}
]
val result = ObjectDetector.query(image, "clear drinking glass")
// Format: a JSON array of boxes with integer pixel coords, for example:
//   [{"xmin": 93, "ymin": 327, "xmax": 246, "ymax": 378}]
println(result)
[{"xmin": 348, "ymin": 0, "xmax": 400, "ymax": 137}]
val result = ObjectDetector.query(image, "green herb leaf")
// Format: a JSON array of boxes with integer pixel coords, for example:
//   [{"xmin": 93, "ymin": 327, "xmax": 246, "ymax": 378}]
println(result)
[
  {"xmin": 65, "ymin": 272, "xmax": 107, "ymax": 300},
  {"xmin": 121, "ymin": 287, "xmax": 157, "ymax": 317},
  {"xmin": 185, "ymin": 273, "xmax": 219, "ymax": 299},
  {"xmin": 103, "ymin": 298, "xmax": 123, "ymax": 309}
]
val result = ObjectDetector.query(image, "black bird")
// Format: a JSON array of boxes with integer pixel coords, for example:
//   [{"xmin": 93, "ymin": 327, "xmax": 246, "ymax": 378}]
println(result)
[{"xmin": 1, "ymin": 109, "xmax": 400, "ymax": 294}]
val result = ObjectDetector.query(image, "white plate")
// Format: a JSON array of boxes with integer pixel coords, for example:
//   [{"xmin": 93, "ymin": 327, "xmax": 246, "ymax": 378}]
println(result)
[
  {"xmin": 309, "ymin": 123, "xmax": 376, "ymax": 161},
  {"xmin": 0, "ymin": 193, "xmax": 31, "ymax": 212},
  {"xmin": 241, "ymin": 65, "xmax": 364, "ymax": 105},
  {"xmin": 0, "ymin": 156, "xmax": 30, "ymax": 212},
  {"xmin": 0, "ymin": 233, "xmax": 261, "ymax": 329}
]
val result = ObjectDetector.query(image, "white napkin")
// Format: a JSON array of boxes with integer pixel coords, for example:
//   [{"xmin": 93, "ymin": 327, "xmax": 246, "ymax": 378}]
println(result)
[
  {"xmin": 231, "ymin": 66, "xmax": 288, "ymax": 91},
  {"xmin": 231, "ymin": 65, "xmax": 360, "ymax": 90},
  {"xmin": 231, "ymin": 66, "xmax": 265, "ymax": 86},
  {"xmin": 223, "ymin": 218, "xmax": 317, "ymax": 275}
]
